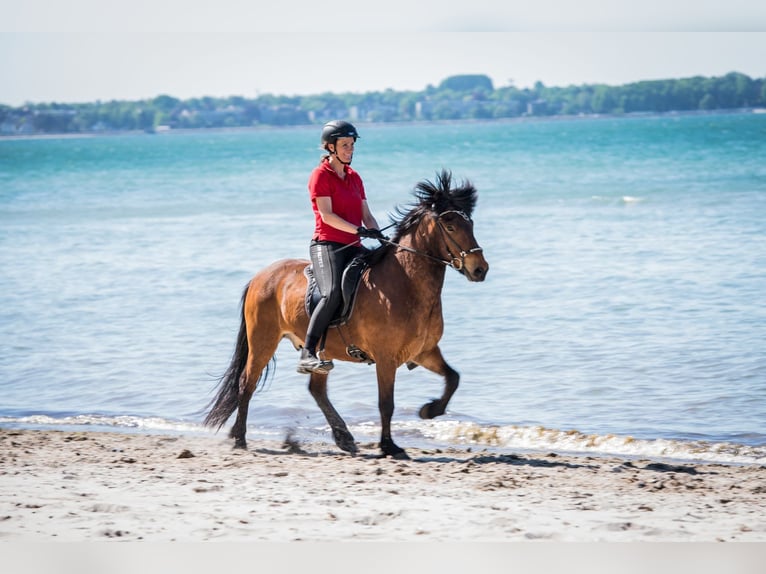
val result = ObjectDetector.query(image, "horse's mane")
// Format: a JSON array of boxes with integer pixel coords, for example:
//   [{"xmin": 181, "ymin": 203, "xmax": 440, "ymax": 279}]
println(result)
[{"xmin": 362, "ymin": 169, "xmax": 477, "ymax": 266}]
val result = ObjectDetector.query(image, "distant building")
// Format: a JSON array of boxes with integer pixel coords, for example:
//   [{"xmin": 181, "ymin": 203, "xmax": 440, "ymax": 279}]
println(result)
[{"xmin": 526, "ymin": 99, "xmax": 548, "ymax": 116}]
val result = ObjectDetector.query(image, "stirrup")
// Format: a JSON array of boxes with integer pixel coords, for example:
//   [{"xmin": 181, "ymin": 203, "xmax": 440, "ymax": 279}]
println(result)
[
  {"xmin": 297, "ymin": 360, "xmax": 334, "ymax": 375},
  {"xmin": 297, "ymin": 350, "xmax": 334, "ymax": 375}
]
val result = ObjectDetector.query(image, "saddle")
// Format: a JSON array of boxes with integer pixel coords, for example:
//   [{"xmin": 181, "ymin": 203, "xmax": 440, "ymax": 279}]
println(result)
[{"xmin": 303, "ymin": 255, "xmax": 368, "ymax": 328}]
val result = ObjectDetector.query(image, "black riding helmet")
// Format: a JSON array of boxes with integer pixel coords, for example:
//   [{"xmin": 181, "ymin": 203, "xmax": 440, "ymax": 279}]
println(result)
[{"xmin": 321, "ymin": 120, "xmax": 360, "ymax": 146}]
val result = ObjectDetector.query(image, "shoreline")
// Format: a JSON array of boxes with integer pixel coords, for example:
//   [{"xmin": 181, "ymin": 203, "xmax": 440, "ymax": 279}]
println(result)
[
  {"xmin": 2, "ymin": 414, "xmax": 763, "ymax": 467},
  {"xmin": 2, "ymin": 428, "xmax": 765, "ymax": 542}
]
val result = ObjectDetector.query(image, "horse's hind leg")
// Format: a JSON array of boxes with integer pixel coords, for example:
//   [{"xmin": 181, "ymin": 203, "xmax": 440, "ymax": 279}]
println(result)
[
  {"xmin": 412, "ymin": 346, "xmax": 460, "ymax": 420},
  {"xmin": 230, "ymin": 378, "xmax": 254, "ymax": 450},
  {"xmin": 308, "ymin": 372, "xmax": 357, "ymax": 454},
  {"xmin": 230, "ymin": 346, "xmax": 277, "ymax": 449}
]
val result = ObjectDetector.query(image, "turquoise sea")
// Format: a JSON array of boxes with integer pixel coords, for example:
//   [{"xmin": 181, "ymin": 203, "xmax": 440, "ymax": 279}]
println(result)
[{"xmin": 1, "ymin": 112, "xmax": 765, "ymax": 464}]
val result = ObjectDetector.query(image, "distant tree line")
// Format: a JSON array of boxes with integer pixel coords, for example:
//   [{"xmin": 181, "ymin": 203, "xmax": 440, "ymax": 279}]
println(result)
[{"xmin": 2, "ymin": 72, "xmax": 764, "ymax": 136}]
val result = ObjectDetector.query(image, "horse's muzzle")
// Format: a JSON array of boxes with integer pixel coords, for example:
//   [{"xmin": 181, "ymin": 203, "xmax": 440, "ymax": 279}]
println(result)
[{"xmin": 462, "ymin": 253, "xmax": 488, "ymax": 282}]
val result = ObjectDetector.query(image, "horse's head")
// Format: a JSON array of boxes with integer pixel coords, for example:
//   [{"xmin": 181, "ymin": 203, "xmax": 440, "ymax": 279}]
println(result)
[
  {"xmin": 393, "ymin": 170, "xmax": 489, "ymax": 282},
  {"xmin": 432, "ymin": 208, "xmax": 488, "ymax": 282}
]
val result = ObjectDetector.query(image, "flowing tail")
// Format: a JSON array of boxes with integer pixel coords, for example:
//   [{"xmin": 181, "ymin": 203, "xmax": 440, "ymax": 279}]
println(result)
[{"xmin": 203, "ymin": 285, "xmax": 274, "ymax": 430}]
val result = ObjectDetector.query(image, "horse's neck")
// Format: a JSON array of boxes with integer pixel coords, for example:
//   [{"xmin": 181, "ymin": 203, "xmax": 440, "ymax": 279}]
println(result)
[{"xmin": 389, "ymin": 232, "xmax": 447, "ymax": 297}]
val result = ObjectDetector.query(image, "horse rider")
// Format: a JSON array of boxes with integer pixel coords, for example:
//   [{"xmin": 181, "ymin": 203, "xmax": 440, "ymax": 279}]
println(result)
[{"xmin": 297, "ymin": 120, "xmax": 385, "ymax": 374}]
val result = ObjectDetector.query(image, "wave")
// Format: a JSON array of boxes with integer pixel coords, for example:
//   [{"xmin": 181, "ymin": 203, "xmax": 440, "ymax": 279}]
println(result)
[
  {"xmin": 396, "ymin": 420, "xmax": 766, "ymax": 466},
  {"xmin": 2, "ymin": 414, "xmax": 763, "ymax": 466},
  {"xmin": 0, "ymin": 414, "xmax": 208, "ymax": 435},
  {"xmin": 590, "ymin": 195, "xmax": 645, "ymax": 204}
]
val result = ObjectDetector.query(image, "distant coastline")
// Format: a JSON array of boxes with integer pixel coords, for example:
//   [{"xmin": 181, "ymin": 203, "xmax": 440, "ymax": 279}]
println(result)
[
  {"xmin": 2, "ymin": 106, "xmax": 764, "ymax": 142},
  {"xmin": 2, "ymin": 72, "xmax": 764, "ymax": 138}
]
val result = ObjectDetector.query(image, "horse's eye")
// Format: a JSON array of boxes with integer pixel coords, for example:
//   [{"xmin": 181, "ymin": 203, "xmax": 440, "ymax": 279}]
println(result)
[{"xmin": 446, "ymin": 225, "xmax": 455, "ymax": 232}]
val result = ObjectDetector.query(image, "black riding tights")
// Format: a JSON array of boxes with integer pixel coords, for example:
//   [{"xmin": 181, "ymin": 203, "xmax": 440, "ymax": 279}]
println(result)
[{"xmin": 305, "ymin": 241, "xmax": 362, "ymax": 353}]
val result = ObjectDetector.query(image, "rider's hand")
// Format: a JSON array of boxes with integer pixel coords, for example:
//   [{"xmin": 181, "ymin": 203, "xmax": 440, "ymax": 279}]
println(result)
[{"xmin": 357, "ymin": 227, "xmax": 387, "ymax": 240}]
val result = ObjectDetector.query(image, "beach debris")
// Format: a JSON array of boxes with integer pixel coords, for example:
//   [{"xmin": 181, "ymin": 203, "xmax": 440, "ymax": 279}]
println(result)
[
  {"xmin": 177, "ymin": 449, "xmax": 195, "ymax": 459},
  {"xmin": 88, "ymin": 504, "xmax": 129, "ymax": 513},
  {"xmin": 193, "ymin": 484, "xmax": 222, "ymax": 493},
  {"xmin": 645, "ymin": 462, "xmax": 699, "ymax": 475}
]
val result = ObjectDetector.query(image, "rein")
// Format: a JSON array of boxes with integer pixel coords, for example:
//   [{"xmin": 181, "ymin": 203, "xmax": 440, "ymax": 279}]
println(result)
[{"xmin": 381, "ymin": 210, "xmax": 483, "ymax": 271}]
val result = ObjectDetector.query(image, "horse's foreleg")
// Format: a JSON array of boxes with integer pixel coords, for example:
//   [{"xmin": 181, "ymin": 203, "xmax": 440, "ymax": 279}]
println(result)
[
  {"xmin": 376, "ymin": 363, "xmax": 409, "ymax": 460},
  {"xmin": 413, "ymin": 346, "xmax": 460, "ymax": 420},
  {"xmin": 308, "ymin": 372, "xmax": 357, "ymax": 454}
]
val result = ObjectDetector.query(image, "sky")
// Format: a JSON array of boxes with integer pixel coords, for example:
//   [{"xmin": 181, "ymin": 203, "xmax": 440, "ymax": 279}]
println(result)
[{"xmin": 2, "ymin": 2, "xmax": 766, "ymax": 106}]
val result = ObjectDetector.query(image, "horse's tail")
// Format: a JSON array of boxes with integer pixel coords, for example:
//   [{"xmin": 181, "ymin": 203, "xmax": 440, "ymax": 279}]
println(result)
[{"xmin": 204, "ymin": 284, "xmax": 270, "ymax": 430}]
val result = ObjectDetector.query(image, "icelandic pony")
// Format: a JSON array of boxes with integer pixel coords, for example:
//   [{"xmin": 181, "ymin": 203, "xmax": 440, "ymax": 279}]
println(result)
[{"xmin": 204, "ymin": 170, "xmax": 488, "ymax": 459}]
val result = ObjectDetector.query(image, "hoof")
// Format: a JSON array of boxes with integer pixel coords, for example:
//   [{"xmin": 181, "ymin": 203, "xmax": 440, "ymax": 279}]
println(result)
[
  {"xmin": 419, "ymin": 399, "xmax": 444, "ymax": 419},
  {"xmin": 233, "ymin": 437, "xmax": 248, "ymax": 450},
  {"xmin": 332, "ymin": 428, "xmax": 358, "ymax": 455},
  {"xmin": 380, "ymin": 438, "xmax": 408, "ymax": 459}
]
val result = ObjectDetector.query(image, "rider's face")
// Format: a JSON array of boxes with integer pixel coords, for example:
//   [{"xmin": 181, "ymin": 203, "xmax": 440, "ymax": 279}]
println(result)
[{"xmin": 331, "ymin": 137, "xmax": 355, "ymax": 163}]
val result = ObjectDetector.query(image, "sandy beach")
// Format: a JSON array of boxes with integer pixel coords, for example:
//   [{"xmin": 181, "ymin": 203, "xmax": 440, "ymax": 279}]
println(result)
[{"xmin": 1, "ymin": 427, "xmax": 765, "ymax": 544}]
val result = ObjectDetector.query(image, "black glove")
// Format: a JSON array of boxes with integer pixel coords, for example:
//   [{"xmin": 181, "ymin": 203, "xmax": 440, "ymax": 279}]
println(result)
[{"xmin": 357, "ymin": 227, "xmax": 387, "ymax": 240}]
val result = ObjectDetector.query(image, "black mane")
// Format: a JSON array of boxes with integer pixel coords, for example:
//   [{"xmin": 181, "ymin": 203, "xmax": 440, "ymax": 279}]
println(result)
[
  {"xmin": 363, "ymin": 169, "xmax": 477, "ymax": 265},
  {"xmin": 393, "ymin": 169, "xmax": 477, "ymax": 240}
]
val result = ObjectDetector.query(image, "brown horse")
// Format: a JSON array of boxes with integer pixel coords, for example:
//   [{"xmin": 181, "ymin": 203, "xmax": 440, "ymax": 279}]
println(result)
[{"xmin": 204, "ymin": 169, "xmax": 489, "ymax": 459}]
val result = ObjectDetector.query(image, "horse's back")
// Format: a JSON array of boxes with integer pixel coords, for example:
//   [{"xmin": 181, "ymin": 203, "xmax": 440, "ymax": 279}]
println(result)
[
  {"xmin": 248, "ymin": 258, "xmax": 308, "ymax": 295},
  {"xmin": 245, "ymin": 258, "xmax": 309, "ymax": 329}
]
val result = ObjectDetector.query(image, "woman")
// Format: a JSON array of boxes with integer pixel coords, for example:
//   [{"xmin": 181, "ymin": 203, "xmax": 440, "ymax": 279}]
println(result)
[{"xmin": 298, "ymin": 120, "xmax": 385, "ymax": 374}]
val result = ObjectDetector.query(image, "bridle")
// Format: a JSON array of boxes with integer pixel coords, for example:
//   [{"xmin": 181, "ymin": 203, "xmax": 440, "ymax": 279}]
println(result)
[
  {"xmin": 436, "ymin": 210, "xmax": 484, "ymax": 271},
  {"xmin": 380, "ymin": 210, "xmax": 483, "ymax": 272}
]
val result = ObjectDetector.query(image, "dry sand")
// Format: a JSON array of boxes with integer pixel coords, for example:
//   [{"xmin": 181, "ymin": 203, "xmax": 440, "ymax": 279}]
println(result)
[{"xmin": 1, "ymin": 428, "xmax": 765, "ymax": 543}]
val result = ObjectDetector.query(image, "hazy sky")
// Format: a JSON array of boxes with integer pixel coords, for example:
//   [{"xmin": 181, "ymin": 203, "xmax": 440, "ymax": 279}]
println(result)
[{"xmin": 3, "ymin": 2, "xmax": 765, "ymax": 106}]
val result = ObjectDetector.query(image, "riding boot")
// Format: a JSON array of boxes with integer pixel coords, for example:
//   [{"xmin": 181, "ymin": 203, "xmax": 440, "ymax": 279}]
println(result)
[{"xmin": 297, "ymin": 347, "xmax": 334, "ymax": 375}]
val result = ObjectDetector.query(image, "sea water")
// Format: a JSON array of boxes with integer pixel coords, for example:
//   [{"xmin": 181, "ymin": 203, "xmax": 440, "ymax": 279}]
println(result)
[{"xmin": 1, "ymin": 113, "xmax": 765, "ymax": 464}]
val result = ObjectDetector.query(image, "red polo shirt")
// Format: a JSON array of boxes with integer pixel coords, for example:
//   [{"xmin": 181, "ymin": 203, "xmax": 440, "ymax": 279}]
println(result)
[{"xmin": 308, "ymin": 159, "xmax": 366, "ymax": 245}]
